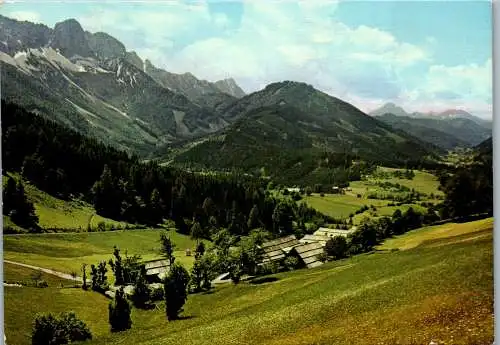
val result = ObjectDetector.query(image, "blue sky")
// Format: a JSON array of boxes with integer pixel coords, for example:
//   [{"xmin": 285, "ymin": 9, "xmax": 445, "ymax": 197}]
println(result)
[{"xmin": 1, "ymin": 0, "xmax": 492, "ymax": 118}]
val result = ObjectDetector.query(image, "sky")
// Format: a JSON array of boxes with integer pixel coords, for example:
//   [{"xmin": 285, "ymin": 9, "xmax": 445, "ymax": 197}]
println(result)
[{"xmin": 1, "ymin": 0, "xmax": 493, "ymax": 118}]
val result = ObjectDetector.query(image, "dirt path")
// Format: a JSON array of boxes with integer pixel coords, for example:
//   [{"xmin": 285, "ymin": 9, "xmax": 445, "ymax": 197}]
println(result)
[{"xmin": 3, "ymin": 260, "xmax": 87, "ymax": 282}]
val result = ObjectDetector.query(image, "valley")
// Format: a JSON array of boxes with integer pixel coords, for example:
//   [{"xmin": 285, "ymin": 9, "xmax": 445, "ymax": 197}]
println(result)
[{"xmin": 0, "ymin": 10, "xmax": 493, "ymax": 345}]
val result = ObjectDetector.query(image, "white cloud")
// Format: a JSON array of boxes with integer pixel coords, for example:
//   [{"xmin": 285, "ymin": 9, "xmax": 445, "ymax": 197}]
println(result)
[
  {"xmin": 425, "ymin": 59, "xmax": 492, "ymax": 99},
  {"xmin": 8, "ymin": 11, "xmax": 41, "ymax": 23},
  {"xmin": 402, "ymin": 58, "xmax": 492, "ymax": 114},
  {"xmin": 76, "ymin": 0, "xmax": 490, "ymax": 117}
]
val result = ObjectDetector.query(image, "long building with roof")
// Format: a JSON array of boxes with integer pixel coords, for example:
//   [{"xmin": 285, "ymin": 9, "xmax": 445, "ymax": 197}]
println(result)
[
  {"xmin": 289, "ymin": 242, "xmax": 325, "ymax": 269},
  {"xmin": 259, "ymin": 234, "xmax": 300, "ymax": 265},
  {"xmin": 314, "ymin": 227, "xmax": 356, "ymax": 238}
]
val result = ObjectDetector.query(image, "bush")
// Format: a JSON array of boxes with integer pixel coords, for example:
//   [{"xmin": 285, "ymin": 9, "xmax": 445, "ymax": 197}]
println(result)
[
  {"xmin": 32, "ymin": 312, "xmax": 92, "ymax": 345},
  {"xmin": 150, "ymin": 286, "xmax": 164, "ymax": 301},
  {"xmin": 257, "ymin": 262, "xmax": 280, "ymax": 275},
  {"xmin": 283, "ymin": 256, "xmax": 300, "ymax": 271},
  {"xmin": 97, "ymin": 222, "xmax": 106, "ymax": 232},
  {"xmin": 324, "ymin": 236, "xmax": 348, "ymax": 260},
  {"xmin": 319, "ymin": 192, "xmax": 325, "ymax": 197},
  {"xmin": 317, "ymin": 252, "xmax": 328, "ymax": 263},
  {"xmin": 36, "ymin": 280, "xmax": 49, "ymax": 288}
]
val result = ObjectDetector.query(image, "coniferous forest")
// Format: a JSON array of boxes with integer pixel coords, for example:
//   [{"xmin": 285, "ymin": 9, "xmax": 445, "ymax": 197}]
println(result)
[{"xmin": 2, "ymin": 101, "xmax": 329, "ymax": 235}]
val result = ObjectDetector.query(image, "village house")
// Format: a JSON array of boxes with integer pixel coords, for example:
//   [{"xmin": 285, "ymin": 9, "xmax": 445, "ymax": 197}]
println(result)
[
  {"xmin": 299, "ymin": 234, "xmax": 331, "ymax": 245},
  {"xmin": 143, "ymin": 258, "xmax": 170, "ymax": 283},
  {"xmin": 285, "ymin": 187, "xmax": 301, "ymax": 193},
  {"xmin": 288, "ymin": 242, "xmax": 325, "ymax": 269},
  {"xmin": 314, "ymin": 227, "xmax": 356, "ymax": 238},
  {"xmin": 259, "ymin": 234, "xmax": 300, "ymax": 266}
]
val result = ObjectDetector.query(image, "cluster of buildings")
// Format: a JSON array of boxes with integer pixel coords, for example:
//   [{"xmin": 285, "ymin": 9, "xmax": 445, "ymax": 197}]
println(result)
[
  {"xmin": 103, "ymin": 226, "xmax": 357, "ymax": 298},
  {"xmin": 259, "ymin": 227, "xmax": 356, "ymax": 269}
]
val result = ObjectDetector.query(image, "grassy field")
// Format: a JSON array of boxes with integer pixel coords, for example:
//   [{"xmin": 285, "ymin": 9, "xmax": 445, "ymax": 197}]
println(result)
[
  {"xmin": 3, "ymin": 229, "xmax": 201, "ymax": 277},
  {"xmin": 4, "ymin": 285, "xmax": 110, "ymax": 345},
  {"xmin": 5, "ymin": 219, "xmax": 492, "ymax": 345},
  {"xmin": 4, "ymin": 173, "xmax": 129, "ymax": 231},
  {"xmin": 303, "ymin": 194, "xmax": 389, "ymax": 219},
  {"xmin": 351, "ymin": 167, "xmax": 444, "ymax": 197},
  {"xmin": 3, "ymin": 262, "xmax": 72, "ymax": 287},
  {"xmin": 377, "ymin": 217, "xmax": 494, "ymax": 251},
  {"xmin": 302, "ymin": 167, "xmax": 443, "ymax": 224}
]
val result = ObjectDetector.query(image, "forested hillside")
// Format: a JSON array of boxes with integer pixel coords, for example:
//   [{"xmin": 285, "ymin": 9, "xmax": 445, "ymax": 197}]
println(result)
[{"xmin": 2, "ymin": 101, "xmax": 329, "ymax": 235}]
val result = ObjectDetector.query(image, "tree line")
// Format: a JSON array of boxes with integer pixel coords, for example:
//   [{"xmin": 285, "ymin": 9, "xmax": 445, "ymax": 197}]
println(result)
[{"xmin": 2, "ymin": 101, "xmax": 329, "ymax": 236}]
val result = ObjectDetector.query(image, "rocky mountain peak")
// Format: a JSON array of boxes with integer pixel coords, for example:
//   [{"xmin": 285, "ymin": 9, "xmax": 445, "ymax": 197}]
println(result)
[
  {"xmin": 214, "ymin": 78, "xmax": 246, "ymax": 98},
  {"xmin": 87, "ymin": 31, "xmax": 126, "ymax": 60},
  {"xmin": 50, "ymin": 18, "xmax": 94, "ymax": 58}
]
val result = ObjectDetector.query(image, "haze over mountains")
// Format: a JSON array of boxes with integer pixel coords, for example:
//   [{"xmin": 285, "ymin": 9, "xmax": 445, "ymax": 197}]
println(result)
[
  {"xmin": 370, "ymin": 103, "xmax": 492, "ymax": 149},
  {"xmin": 0, "ymin": 14, "xmax": 488, "ymax": 184}
]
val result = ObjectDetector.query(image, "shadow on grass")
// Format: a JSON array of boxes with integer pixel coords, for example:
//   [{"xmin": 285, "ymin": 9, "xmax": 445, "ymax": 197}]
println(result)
[
  {"xmin": 177, "ymin": 315, "xmax": 194, "ymax": 320},
  {"xmin": 249, "ymin": 276, "xmax": 280, "ymax": 285}
]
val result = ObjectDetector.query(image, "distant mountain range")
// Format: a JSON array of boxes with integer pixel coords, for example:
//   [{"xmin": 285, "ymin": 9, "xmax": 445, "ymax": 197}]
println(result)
[
  {"xmin": 0, "ymin": 15, "xmax": 244, "ymax": 154},
  {"xmin": 370, "ymin": 103, "xmax": 491, "ymax": 149},
  {"xmin": 1, "ymin": 14, "xmax": 461, "ymax": 185}
]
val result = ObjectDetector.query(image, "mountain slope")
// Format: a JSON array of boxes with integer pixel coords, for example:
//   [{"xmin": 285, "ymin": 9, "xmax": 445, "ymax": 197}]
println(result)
[
  {"xmin": 168, "ymin": 82, "xmax": 441, "ymax": 185},
  {"xmin": 0, "ymin": 46, "xmax": 226, "ymax": 154},
  {"xmin": 371, "ymin": 103, "xmax": 492, "ymax": 148},
  {"xmin": 369, "ymin": 102, "xmax": 409, "ymax": 117},
  {"xmin": 213, "ymin": 78, "xmax": 246, "ymax": 98},
  {"xmin": 376, "ymin": 113, "xmax": 491, "ymax": 148},
  {"xmin": 376, "ymin": 114, "xmax": 471, "ymax": 150},
  {"xmin": 143, "ymin": 59, "xmax": 240, "ymax": 110},
  {"xmin": 475, "ymin": 137, "xmax": 492, "ymax": 156},
  {"xmin": 0, "ymin": 15, "xmax": 237, "ymax": 154}
]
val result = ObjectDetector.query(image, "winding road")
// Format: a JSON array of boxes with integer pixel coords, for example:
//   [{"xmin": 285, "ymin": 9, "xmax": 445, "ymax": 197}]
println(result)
[{"xmin": 3, "ymin": 260, "xmax": 87, "ymax": 282}]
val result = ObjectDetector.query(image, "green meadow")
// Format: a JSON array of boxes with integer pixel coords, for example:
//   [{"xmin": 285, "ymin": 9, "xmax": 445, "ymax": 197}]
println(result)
[
  {"xmin": 4, "ymin": 174, "xmax": 128, "ymax": 231},
  {"xmin": 4, "ymin": 218, "xmax": 493, "ymax": 345},
  {"xmin": 3, "ymin": 229, "xmax": 201, "ymax": 277},
  {"xmin": 303, "ymin": 193, "xmax": 389, "ymax": 219},
  {"xmin": 303, "ymin": 167, "xmax": 442, "ymax": 224}
]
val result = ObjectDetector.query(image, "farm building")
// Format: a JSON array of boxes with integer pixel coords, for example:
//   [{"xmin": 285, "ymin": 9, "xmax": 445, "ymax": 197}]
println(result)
[
  {"xmin": 288, "ymin": 242, "xmax": 325, "ymax": 269},
  {"xmin": 286, "ymin": 187, "xmax": 301, "ymax": 193},
  {"xmin": 314, "ymin": 227, "xmax": 356, "ymax": 238},
  {"xmin": 299, "ymin": 234, "xmax": 331, "ymax": 245},
  {"xmin": 331, "ymin": 186, "xmax": 345, "ymax": 194},
  {"xmin": 142, "ymin": 259, "xmax": 170, "ymax": 283},
  {"xmin": 259, "ymin": 235, "xmax": 300, "ymax": 265}
]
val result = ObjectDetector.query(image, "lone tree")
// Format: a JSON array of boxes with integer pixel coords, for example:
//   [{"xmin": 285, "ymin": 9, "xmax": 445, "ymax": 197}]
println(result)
[
  {"xmin": 108, "ymin": 246, "xmax": 125, "ymax": 286},
  {"xmin": 4, "ymin": 179, "xmax": 40, "ymax": 232},
  {"xmin": 82, "ymin": 264, "xmax": 88, "ymax": 290},
  {"xmin": 324, "ymin": 236, "xmax": 348, "ymax": 260},
  {"xmin": 194, "ymin": 242, "xmax": 205, "ymax": 260},
  {"xmin": 164, "ymin": 263, "xmax": 190, "ymax": 321},
  {"xmin": 71, "ymin": 271, "xmax": 78, "ymax": 287},
  {"xmin": 131, "ymin": 265, "xmax": 151, "ymax": 309},
  {"xmin": 160, "ymin": 231, "xmax": 176, "ymax": 266},
  {"xmin": 190, "ymin": 221, "xmax": 204, "ymax": 242},
  {"xmin": 109, "ymin": 287, "xmax": 132, "ymax": 332},
  {"xmin": 90, "ymin": 261, "xmax": 108, "ymax": 292},
  {"xmin": 247, "ymin": 205, "xmax": 260, "ymax": 230}
]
